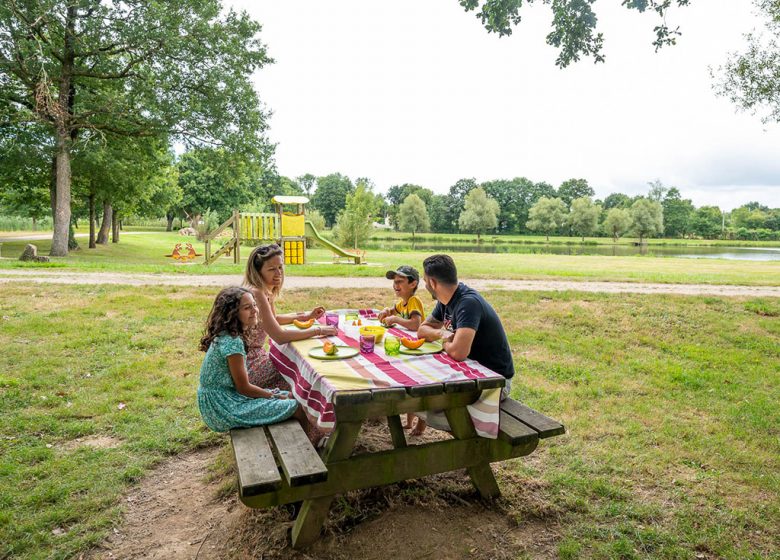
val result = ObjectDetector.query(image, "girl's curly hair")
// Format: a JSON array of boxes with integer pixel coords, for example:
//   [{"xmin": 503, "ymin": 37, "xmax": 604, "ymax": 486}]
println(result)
[{"xmin": 199, "ymin": 287, "xmax": 252, "ymax": 352}]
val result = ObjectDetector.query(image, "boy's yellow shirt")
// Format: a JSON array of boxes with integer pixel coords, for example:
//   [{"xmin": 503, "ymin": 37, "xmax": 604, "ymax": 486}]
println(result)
[{"xmin": 394, "ymin": 295, "xmax": 425, "ymax": 320}]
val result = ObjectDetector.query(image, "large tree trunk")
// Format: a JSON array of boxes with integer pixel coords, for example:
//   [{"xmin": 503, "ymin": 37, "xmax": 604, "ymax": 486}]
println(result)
[
  {"xmin": 49, "ymin": 4, "xmax": 77, "ymax": 257},
  {"xmin": 166, "ymin": 212, "xmax": 174, "ymax": 232},
  {"xmin": 88, "ymin": 194, "xmax": 96, "ymax": 248},
  {"xmin": 97, "ymin": 202, "xmax": 112, "ymax": 244},
  {"xmin": 50, "ymin": 128, "xmax": 72, "ymax": 256},
  {"xmin": 112, "ymin": 211, "xmax": 120, "ymax": 243}
]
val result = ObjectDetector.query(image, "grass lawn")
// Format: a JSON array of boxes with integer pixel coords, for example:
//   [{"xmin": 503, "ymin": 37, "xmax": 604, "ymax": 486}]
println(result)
[
  {"xmin": 1, "ymin": 285, "xmax": 778, "ymax": 559},
  {"xmin": 0, "ymin": 231, "xmax": 778, "ymax": 286}
]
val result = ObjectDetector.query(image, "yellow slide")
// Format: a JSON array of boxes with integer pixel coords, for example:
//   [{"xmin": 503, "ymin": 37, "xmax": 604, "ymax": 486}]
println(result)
[{"xmin": 304, "ymin": 221, "xmax": 365, "ymax": 264}]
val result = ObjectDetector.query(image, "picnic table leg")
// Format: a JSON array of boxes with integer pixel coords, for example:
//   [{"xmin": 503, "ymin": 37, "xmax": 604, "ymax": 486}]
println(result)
[
  {"xmin": 387, "ymin": 415, "xmax": 407, "ymax": 448},
  {"xmin": 291, "ymin": 420, "xmax": 363, "ymax": 548},
  {"xmin": 444, "ymin": 406, "xmax": 501, "ymax": 499}
]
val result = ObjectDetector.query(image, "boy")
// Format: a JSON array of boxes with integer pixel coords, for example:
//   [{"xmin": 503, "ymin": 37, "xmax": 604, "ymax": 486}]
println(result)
[{"xmin": 377, "ymin": 265, "xmax": 427, "ymax": 435}]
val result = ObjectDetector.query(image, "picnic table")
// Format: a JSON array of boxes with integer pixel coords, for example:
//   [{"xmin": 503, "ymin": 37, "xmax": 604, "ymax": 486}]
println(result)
[{"xmin": 229, "ymin": 309, "xmax": 565, "ymax": 548}]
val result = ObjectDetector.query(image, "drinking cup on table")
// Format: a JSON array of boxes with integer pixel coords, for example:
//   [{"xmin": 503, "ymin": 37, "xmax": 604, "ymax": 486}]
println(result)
[
  {"xmin": 384, "ymin": 335, "xmax": 400, "ymax": 356},
  {"xmin": 345, "ymin": 312, "xmax": 358, "ymax": 323},
  {"xmin": 325, "ymin": 313, "xmax": 339, "ymax": 327},
  {"xmin": 359, "ymin": 334, "xmax": 375, "ymax": 354}
]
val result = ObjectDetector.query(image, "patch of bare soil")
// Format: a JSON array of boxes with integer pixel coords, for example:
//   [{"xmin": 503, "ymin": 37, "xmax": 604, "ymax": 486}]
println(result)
[
  {"xmin": 60, "ymin": 435, "xmax": 122, "ymax": 452},
  {"xmin": 84, "ymin": 422, "xmax": 563, "ymax": 560}
]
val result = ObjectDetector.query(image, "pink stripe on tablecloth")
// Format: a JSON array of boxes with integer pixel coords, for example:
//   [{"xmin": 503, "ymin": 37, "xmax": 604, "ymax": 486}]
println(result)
[
  {"xmin": 334, "ymin": 329, "xmax": 420, "ymax": 387},
  {"xmin": 433, "ymin": 351, "xmax": 490, "ymax": 379},
  {"xmin": 470, "ymin": 415, "xmax": 498, "ymax": 438},
  {"xmin": 270, "ymin": 345, "xmax": 336, "ymax": 424}
]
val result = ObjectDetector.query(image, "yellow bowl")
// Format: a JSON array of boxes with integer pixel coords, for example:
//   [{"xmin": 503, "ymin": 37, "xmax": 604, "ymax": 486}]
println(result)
[{"xmin": 359, "ymin": 325, "xmax": 386, "ymax": 343}]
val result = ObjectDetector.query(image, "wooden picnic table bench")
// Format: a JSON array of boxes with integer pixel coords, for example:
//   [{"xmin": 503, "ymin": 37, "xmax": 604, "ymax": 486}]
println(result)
[
  {"xmin": 230, "ymin": 388, "xmax": 565, "ymax": 548},
  {"xmin": 229, "ymin": 310, "xmax": 565, "ymax": 548}
]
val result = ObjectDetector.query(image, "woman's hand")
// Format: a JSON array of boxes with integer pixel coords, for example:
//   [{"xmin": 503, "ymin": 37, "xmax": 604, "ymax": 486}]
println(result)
[
  {"xmin": 315, "ymin": 325, "xmax": 337, "ymax": 337},
  {"xmin": 308, "ymin": 306, "xmax": 326, "ymax": 321}
]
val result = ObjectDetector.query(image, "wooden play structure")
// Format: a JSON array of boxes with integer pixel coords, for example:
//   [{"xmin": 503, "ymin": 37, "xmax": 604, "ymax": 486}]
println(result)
[{"xmin": 203, "ymin": 196, "xmax": 366, "ymax": 266}]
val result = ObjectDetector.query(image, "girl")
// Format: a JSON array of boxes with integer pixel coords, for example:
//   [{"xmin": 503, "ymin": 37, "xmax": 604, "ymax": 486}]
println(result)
[
  {"xmin": 197, "ymin": 286, "xmax": 307, "ymax": 432},
  {"xmin": 243, "ymin": 243, "xmax": 336, "ymax": 390}
]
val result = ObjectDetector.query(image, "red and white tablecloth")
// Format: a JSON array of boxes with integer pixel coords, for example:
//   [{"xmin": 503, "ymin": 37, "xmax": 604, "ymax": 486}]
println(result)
[{"xmin": 269, "ymin": 309, "xmax": 504, "ymax": 438}]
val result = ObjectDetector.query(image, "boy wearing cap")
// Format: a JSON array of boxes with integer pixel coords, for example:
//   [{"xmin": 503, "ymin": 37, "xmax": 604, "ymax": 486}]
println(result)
[
  {"xmin": 377, "ymin": 265, "xmax": 426, "ymax": 330},
  {"xmin": 377, "ymin": 265, "xmax": 427, "ymax": 435}
]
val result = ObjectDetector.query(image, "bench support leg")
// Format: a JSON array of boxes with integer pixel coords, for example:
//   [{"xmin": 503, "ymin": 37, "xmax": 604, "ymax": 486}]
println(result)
[
  {"xmin": 387, "ymin": 415, "xmax": 407, "ymax": 448},
  {"xmin": 445, "ymin": 407, "xmax": 500, "ymax": 499},
  {"xmin": 291, "ymin": 420, "xmax": 362, "ymax": 548}
]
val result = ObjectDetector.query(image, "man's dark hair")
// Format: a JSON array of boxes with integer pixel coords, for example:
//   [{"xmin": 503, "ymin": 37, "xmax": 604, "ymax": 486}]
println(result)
[{"xmin": 422, "ymin": 254, "xmax": 458, "ymax": 285}]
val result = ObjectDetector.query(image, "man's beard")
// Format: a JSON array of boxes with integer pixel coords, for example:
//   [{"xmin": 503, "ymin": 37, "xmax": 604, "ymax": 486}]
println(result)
[{"xmin": 425, "ymin": 285, "xmax": 437, "ymax": 301}]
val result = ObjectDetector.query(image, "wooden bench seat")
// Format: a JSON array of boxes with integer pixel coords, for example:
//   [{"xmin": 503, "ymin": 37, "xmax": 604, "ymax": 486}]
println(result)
[
  {"xmin": 230, "ymin": 420, "xmax": 327, "ymax": 499},
  {"xmin": 498, "ymin": 398, "xmax": 566, "ymax": 446}
]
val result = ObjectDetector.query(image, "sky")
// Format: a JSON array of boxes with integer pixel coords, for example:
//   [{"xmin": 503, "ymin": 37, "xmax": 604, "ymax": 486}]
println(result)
[{"xmin": 226, "ymin": 0, "xmax": 780, "ymax": 211}]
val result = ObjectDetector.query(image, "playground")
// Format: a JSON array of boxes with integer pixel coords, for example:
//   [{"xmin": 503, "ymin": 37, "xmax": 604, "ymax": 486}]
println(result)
[{"xmin": 201, "ymin": 196, "xmax": 366, "ymax": 266}]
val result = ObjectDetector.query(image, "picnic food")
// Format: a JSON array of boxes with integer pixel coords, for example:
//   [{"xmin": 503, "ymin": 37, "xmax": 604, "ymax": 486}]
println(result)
[
  {"xmin": 359, "ymin": 325, "xmax": 386, "ymax": 343},
  {"xmin": 293, "ymin": 318, "xmax": 315, "ymax": 329},
  {"xmin": 401, "ymin": 337, "xmax": 425, "ymax": 350},
  {"xmin": 322, "ymin": 341, "xmax": 338, "ymax": 355}
]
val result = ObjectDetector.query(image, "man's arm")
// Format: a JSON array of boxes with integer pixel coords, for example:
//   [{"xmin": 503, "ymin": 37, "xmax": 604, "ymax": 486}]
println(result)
[
  {"xmin": 417, "ymin": 316, "xmax": 445, "ymax": 342},
  {"xmin": 442, "ymin": 327, "xmax": 476, "ymax": 362}
]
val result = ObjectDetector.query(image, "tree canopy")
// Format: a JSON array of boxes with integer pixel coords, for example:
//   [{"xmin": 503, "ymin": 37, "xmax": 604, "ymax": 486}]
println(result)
[
  {"xmin": 1, "ymin": 0, "xmax": 273, "ymax": 254},
  {"xmin": 715, "ymin": 0, "xmax": 780, "ymax": 124},
  {"xmin": 458, "ymin": 0, "xmax": 691, "ymax": 67}
]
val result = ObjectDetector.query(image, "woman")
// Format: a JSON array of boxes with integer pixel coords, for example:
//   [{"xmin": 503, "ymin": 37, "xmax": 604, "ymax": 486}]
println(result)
[{"xmin": 243, "ymin": 243, "xmax": 337, "ymax": 392}]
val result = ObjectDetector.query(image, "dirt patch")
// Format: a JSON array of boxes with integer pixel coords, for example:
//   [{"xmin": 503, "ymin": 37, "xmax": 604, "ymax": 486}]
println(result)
[
  {"xmin": 60, "ymin": 435, "xmax": 122, "ymax": 452},
  {"xmin": 83, "ymin": 423, "xmax": 563, "ymax": 559}
]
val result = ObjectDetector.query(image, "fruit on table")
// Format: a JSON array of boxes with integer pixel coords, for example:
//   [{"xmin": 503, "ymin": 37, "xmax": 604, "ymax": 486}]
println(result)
[
  {"xmin": 293, "ymin": 318, "xmax": 315, "ymax": 329},
  {"xmin": 323, "ymin": 341, "xmax": 338, "ymax": 355},
  {"xmin": 401, "ymin": 338, "xmax": 425, "ymax": 350}
]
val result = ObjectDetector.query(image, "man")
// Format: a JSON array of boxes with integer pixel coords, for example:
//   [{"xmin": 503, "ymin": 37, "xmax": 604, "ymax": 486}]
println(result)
[{"xmin": 417, "ymin": 254, "xmax": 514, "ymax": 411}]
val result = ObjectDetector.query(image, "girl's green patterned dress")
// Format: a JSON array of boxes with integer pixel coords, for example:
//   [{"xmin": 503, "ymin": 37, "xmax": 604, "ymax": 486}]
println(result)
[{"xmin": 197, "ymin": 334, "xmax": 297, "ymax": 432}]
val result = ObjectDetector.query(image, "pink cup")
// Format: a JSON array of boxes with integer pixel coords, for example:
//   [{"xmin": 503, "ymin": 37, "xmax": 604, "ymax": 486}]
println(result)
[{"xmin": 359, "ymin": 334, "xmax": 375, "ymax": 354}]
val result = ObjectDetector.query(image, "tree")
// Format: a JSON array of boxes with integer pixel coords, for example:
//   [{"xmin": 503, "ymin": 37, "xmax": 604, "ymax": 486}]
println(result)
[
  {"xmin": 602, "ymin": 208, "xmax": 632, "ymax": 242},
  {"xmin": 177, "ymin": 147, "xmax": 261, "ymax": 224},
  {"xmin": 557, "ymin": 178, "xmax": 595, "ymax": 208},
  {"xmin": 428, "ymin": 194, "xmax": 451, "ymax": 233},
  {"xmin": 398, "ymin": 194, "xmax": 430, "ymax": 246},
  {"xmin": 715, "ymin": 0, "xmax": 780, "ymax": 124},
  {"xmin": 630, "ymin": 198, "xmax": 664, "ymax": 244},
  {"xmin": 386, "ymin": 184, "xmax": 433, "ymax": 228},
  {"xmin": 647, "ymin": 180, "xmax": 669, "ymax": 202},
  {"xmin": 334, "ymin": 182, "xmax": 375, "ymax": 249},
  {"xmin": 526, "ymin": 197, "xmax": 567, "ymax": 241},
  {"xmin": 1, "ymin": 1, "xmax": 272, "ymax": 255},
  {"xmin": 446, "ymin": 178, "xmax": 478, "ymax": 232},
  {"xmin": 0, "ymin": 125, "xmax": 51, "ymax": 229},
  {"xmin": 458, "ymin": 0, "xmax": 691, "ymax": 67},
  {"xmin": 567, "ymin": 197, "xmax": 602, "ymax": 241},
  {"xmin": 312, "ymin": 173, "xmax": 354, "ymax": 227},
  {"xmin": 603, "ymin": 192, "xmax": 633, "ymax": 210},
  {"xmin": 690, "ymin": 206, "xmax": 723, "ymax": 239},
  {"xmin": 662, "ymin": 188, "xmax": 694, "ymax": 237},
  {"xmin": 296, "ymin": 173, "xmax": 317, "ymax": 198},
  {"xmin": 458, "ymin": 188, "xmax": 499, "ymax": 242}
]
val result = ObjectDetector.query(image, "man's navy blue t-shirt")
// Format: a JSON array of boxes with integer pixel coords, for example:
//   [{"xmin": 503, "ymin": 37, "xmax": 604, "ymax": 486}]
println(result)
[{"xmin": 430, "ymin": 283, "xmax": 514, "ymax": 379}]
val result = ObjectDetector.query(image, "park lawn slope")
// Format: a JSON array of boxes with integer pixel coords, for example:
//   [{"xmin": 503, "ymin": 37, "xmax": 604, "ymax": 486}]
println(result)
[
  {"xmin": 0, "ymin": 285, "xmax": 778, "ymax": 559},
  {"xmin": 0, "ymin": 232, "xmax": 779, "ymax": 285}
]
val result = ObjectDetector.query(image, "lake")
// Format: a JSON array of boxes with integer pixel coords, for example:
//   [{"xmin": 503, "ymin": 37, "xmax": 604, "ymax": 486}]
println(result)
[{"xmin": 361, "ymin": 241, "xmax": 780, "ymax": 261}]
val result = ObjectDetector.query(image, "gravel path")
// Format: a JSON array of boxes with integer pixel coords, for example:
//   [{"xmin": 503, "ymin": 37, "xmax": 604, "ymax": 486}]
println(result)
[{"xmin": 1, "ymin": 269, "xmax": 778, "ymax": 297}]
